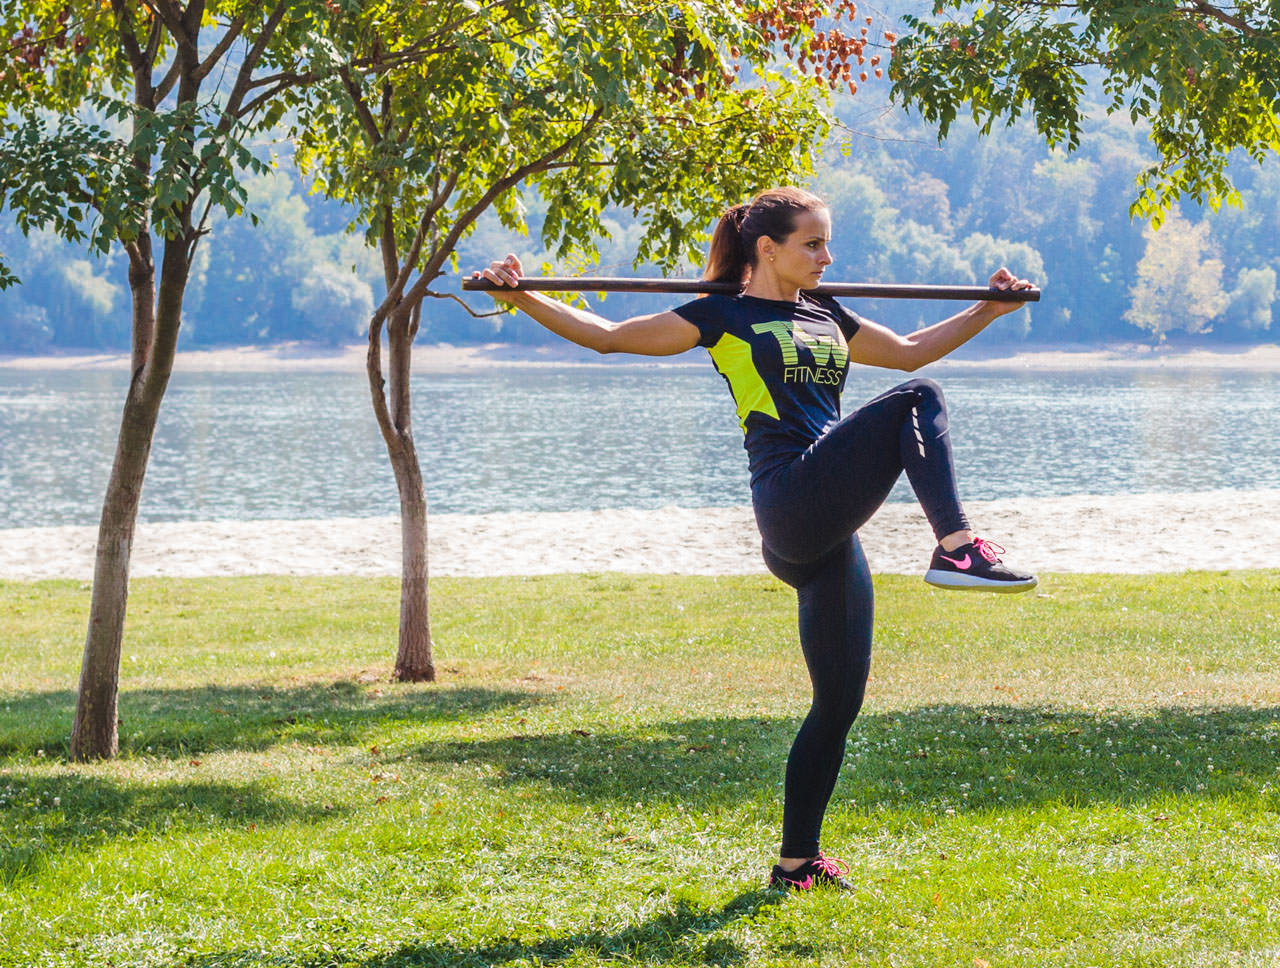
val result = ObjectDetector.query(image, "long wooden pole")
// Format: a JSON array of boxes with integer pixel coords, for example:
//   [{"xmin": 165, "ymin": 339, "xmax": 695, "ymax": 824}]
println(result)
[{"xmin": 462, "ymin": 276, "xmax": 1040, "ymax": 302}]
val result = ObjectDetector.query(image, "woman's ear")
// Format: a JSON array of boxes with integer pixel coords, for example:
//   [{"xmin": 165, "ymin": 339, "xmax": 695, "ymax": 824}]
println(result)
[{"xmin": 756, "ymin": 235, "xmax": 775, "ymax": 264}]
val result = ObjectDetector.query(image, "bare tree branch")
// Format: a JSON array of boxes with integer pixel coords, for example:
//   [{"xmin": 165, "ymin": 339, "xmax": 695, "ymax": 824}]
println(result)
[
  {"xmin": 154, "ymin": 60, "xmax": 183, "ymax": 103},
  {"xmin": 364, "ymin": 302, "xmax": 400, "ymax": 459},
  {"xmin": 194, "ymin": 13, "xmax": 246, "ymax": 81},
  {"xmin": 378, "ymin": 172, "xmax": 456, "ymax": 312},
  {"xmin": 141, "ymin": 1, "xmax": 185, "ymax": 41},
  {"xmin": 425, "ymin": 290, "xmax": 509, "ymax": 318},
  {"xmin": 1184, "ymin": 0, "xmax": 1258, "ymax": 34},
  {"xmin": 111, "ymin": 0, "xmax": 151, "ymax": 87},
  {"xmin": 340, "ymin": 67, "xmax": 384, "ymax": 144},
  {"xmin": 144, "ymin": 8, "xmax": 165, "ymax": 63},
  {"xmin": 219, "ymin": 0, "xmax": 291, "ymax": 124},
  {"xmin": 409, "ymin": 293, "xmax": 422, "ymax": 340},
  {"xmin": 152, "ymin": 2, "xmax": 187, "ymax": 104},
  {"xmin": 380, "ymin": 204, "xmax": 400, "ymax": 294},
  {"xmin": 181, "ymin": 1, "xmax": 207, "ymax": 43},
  {"xmin": 191, "ymin": 194, "xmax": 216, "ymax": 247},
  {"xmin": 396, "ymin": 170, "xmax": 459, "ymax": 286},
  {"xmin": 404, "ymin": 110, "xmax": 603, "ymax": 307},
  {"xmin": 236, "ymin": 77, "xmax": 314, "ymax": 119}
]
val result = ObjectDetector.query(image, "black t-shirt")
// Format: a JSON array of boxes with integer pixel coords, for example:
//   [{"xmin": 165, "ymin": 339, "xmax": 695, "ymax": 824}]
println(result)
[{"xmin": 673, "ymin": 292, "xmax": 864, "ymax": 482}]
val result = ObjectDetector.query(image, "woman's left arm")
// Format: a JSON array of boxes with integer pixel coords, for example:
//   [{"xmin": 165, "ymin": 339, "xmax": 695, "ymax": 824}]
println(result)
[{"xmin": 846, "ymin": 267, "xmax": 1035, "ymax": 371}]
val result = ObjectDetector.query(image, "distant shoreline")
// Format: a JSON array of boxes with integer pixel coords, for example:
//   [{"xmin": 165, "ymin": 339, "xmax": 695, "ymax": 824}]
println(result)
[{"xmin": 2, "ymin": 340, "xmax": 1279, "ymax": 373}]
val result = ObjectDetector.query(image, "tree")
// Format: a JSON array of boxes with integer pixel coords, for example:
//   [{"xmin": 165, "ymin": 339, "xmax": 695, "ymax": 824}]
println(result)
[
  {"xmin": 188, "ymin": 170, "xmax": 375, "ymax": 345},
  {"xmin": 1124, "ymin": 209, "xmax": 1228, "ymax": 338},
  {"xmin": 294, "ymin": 0, "xmax": 885, "ymax": 680},
  {"xmin": 0, "ymin": 1, "xmax": 391, "ymax": 759},
  {"xmin": 0, "ymin": 294, "xmax": 52, "ymax": 350},
  {"xmin": 0, "ymin": 221, "xmax": 130, "ymax": 346},
  {"xmin": 888, "ymin": 0, "xmax": 1280, "ymax": 222}
]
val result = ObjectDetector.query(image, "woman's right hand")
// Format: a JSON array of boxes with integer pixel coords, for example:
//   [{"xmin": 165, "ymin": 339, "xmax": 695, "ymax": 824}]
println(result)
[{"xmin": 472, "ymin": 254, "xmax": 524, "ymax": 304}]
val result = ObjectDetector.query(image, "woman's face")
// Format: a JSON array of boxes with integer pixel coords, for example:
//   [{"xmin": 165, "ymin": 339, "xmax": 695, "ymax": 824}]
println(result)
[{"xmin": 762, "ymin": 207, "xmax": 833, "ymax": 289}]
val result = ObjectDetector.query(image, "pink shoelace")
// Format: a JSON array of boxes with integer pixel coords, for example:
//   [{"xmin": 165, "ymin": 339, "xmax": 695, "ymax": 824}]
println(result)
[
  {"xmin": 972, "ymin": 537, "xmax": 1006, "ymax": 563},
  {"xmin": 810, "ymin": 853, "xmax": 850, "ymax": 878}
]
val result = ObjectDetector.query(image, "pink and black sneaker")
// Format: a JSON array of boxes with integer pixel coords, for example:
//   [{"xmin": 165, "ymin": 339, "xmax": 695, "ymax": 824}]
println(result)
[
  {"xmin": 768, "ymin": 852, "xmax": 854, "ymax": 892},
  {"xmin": 924, "ymin": 537, "xmax": 1037, "ymax": 593}
]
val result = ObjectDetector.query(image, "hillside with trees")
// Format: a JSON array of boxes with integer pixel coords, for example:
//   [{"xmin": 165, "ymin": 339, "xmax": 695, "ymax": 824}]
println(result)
[{"xmin": 4, "ymin": 96, "xmax": 1279, "ymax": 352}]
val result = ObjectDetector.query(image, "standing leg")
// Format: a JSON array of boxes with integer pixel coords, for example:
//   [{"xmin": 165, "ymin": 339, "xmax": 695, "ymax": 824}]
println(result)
[{"xmin": 763, "ymin": 535, "xmax": 874, "ymax": 876}]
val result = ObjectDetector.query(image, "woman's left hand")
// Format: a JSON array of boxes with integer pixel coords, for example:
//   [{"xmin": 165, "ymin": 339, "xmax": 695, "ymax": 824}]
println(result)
[{"xmin": 983, "ymin": 267, "xmax": 1036, "ymax": 316}]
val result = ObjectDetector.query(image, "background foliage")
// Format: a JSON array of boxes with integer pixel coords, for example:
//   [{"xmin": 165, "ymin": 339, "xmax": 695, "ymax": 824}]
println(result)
[
  {"xmin": 5, "ymin": 3, "xmax": 1280, "ymax": 350},
  {"xmin": 7, "ymin": 99, "xmax": 1280, "ymax": 350}
]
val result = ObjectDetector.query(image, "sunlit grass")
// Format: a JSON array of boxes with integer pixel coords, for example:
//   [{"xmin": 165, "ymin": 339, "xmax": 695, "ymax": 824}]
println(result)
[{"xmin": 2, "ymin": 571, "xmax": 1278, "ymax": 966}]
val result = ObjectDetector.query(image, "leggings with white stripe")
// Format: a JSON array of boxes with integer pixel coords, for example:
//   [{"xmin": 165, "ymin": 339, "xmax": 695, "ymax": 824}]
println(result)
[{"xmin": 750, "ymin": 377, "xmax": 969, "ymax": 859}]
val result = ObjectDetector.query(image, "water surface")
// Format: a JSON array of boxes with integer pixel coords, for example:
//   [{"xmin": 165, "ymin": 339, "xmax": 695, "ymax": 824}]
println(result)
[{"xmin": 1, "ymin": 364, "xmax": 1276, "ymax": 529}]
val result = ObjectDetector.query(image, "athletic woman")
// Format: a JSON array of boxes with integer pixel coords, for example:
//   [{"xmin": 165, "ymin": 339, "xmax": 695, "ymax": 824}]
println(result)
[{"xmin": 474, "ymin": 186, "xmax": 1037, "ymax": 891}]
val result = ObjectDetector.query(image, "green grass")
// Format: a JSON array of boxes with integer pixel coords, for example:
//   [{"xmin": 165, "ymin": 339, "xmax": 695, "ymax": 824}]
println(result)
[{"xmin": 2, "ymin": 571, "xmax": 1279, "ymax": 967}]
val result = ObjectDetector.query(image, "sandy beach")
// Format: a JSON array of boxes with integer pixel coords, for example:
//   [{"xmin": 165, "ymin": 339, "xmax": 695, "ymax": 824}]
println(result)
[{"xmin": 3, "ymin": 490, "xmax": 1278, "ymax": 581}]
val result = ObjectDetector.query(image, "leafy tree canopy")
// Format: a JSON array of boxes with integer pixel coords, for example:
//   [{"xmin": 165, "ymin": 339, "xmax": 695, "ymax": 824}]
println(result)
[
  {"xmin": 888, "ymin": 0, "xmax": 1280, "ymax": 223},
  {"xmin": 286, "ymin": 0, "xmax": 889, "ymax": 683},
  {"xmin": 292, "ymin": 0, "xmax": 878, "ymax": 304},
  {"xmin": 0, "ymin": 0, "xmax": 357, "ymax": 289}
]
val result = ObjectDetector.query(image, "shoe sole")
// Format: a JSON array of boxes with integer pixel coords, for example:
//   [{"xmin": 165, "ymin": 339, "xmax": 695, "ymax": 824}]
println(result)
[
  {"xmin": 924, "ymin": 569, "xmax": 1038, "ymax": 593},
  {"xmin": 768, "ymin": 877, "xmax": 855, "ymax": 892}
]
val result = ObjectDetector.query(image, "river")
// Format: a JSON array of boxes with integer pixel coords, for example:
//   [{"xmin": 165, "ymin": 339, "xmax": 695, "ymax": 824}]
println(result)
[{"xmin": 1, "ymin": 363, "xmax": 1277, "ymax": 529}]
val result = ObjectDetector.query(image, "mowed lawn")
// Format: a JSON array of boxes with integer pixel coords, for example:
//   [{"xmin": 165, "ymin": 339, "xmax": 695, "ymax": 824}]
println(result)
[{"xmin": 2, "ymin": 571, "xmax": 1278, "ymax": 967}]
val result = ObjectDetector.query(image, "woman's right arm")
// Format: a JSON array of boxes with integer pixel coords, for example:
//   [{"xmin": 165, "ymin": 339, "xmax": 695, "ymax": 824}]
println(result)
[{"xmin": 475, "ymin": 255, "xmax": 700, "ymax": 357}]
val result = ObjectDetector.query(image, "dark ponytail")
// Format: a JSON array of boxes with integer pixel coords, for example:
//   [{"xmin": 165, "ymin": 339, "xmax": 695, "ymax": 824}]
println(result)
[{"xmin": 703, "ymin": 187, "xmax": 827, "ymax": 287}]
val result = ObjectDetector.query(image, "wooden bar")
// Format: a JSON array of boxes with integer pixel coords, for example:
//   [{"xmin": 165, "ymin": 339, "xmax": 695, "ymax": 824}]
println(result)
[{"xmin": 462, "ymin": 276, "xmax": 1041, "ymax": 302}]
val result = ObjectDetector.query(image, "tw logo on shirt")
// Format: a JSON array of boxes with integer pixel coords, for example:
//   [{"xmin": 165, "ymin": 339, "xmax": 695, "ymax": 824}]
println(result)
[{"xmin": 751, "ymin": 319, "xmax": 848, "ymax": 385}]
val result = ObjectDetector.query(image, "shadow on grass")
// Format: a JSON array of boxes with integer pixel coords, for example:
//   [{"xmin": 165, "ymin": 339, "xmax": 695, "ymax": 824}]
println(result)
[
  {"xmin": 406, "ymin": 703, "xmax": 1280, "ymax": 813},
  {"xmin": 193, "ymin": 891, "xmax": 782, "ymax": 968},
  {"xmin": 0, "ymin": 682, "xmax": 545, "ymax": 758},
  {"xmin": 367, "ymin": 891, "xmax": 780, "ymax": 968},
  {"xmin": 4, "ymin": 696, "xmax": 1276, "ymax": 899},
  {"xmin": 0, "ymin": 771, "xmax": 346, "ymax": 885},
  {"xmin": 0, "ymin": 683, "xmax": 545, "ymax": 887}
]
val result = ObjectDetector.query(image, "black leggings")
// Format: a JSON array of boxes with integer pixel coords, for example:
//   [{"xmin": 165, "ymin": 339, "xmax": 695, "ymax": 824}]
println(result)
[{"xmin": 751, "ymin": 378, "xmax": 970, "ymax": 858}]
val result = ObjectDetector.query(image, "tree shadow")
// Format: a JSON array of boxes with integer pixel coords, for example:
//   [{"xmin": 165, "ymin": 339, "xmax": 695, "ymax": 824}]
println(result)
[
  {"xmin": 0, "ymin": 682, "xmax": 546, "ymax": 758},
  {"xmin": 5, "ymin": 696, "xmax": 1274, "ymax": 917},
  {"xmin": 191, "ymin": 890, "xmax": 782, "ymax": 968},
  {"xmin": 405, "ymin": 703, "xmax": 1280, "ymax": 814},
  {"xmin": 0, "ymin": 770, "xmax": 346, "ymax": 885},
  {"xmin": 0, "ymin": 683, "xmax": 545, "ymax": 886}
]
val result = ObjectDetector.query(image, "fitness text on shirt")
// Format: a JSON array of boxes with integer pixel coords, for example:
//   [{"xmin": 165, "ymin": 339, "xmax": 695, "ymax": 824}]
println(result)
[{"xmin": 751, "ymin": 319, "xmax": 849, "ymax": 385}]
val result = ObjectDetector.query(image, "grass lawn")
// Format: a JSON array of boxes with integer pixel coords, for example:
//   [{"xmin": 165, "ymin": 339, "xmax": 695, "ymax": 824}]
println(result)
[{"xmin": 2, "ymin": 571, "xmax": 1278, "ymax": 967}]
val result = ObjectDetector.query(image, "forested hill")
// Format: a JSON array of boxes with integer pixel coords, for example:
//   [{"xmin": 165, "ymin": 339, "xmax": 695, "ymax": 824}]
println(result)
[{"xmin": 3, "ymin": 97, "xmax": 1278, "ymax": 353}]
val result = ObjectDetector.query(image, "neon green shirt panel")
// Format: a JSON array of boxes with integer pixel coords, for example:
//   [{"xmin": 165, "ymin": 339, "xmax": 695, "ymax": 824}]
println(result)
[{"xmin": 706, "ymin": 331, "xmax": 780, "ymax": 432}]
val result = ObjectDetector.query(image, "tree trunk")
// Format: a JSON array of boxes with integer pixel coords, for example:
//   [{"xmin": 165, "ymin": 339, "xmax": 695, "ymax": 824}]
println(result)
[
  {"xmin": 69, "ymin": 241, "xmax": 186, "ymax": 761},
  {"xmin": 70, "ymin": 380, "xmax": 158, "ymax": 759},
  {"xmin": 368, "ymin": 303, "xmax": 436, "ymax": 682},
  {"xmin": 391, "ymin": 431, "xmax": 435, "ymax": 683}
]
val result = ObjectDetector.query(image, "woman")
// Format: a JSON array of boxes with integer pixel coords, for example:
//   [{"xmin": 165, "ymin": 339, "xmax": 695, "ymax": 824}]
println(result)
[{"xmin": 475, "ymin": 186, "xmax": 1037, "ymax": 891}]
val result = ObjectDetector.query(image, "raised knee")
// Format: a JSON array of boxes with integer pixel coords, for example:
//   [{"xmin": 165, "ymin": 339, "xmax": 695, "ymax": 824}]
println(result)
[{"xmin": 903, "ymin": 376, "xmax": 944, "ymax": 402}]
